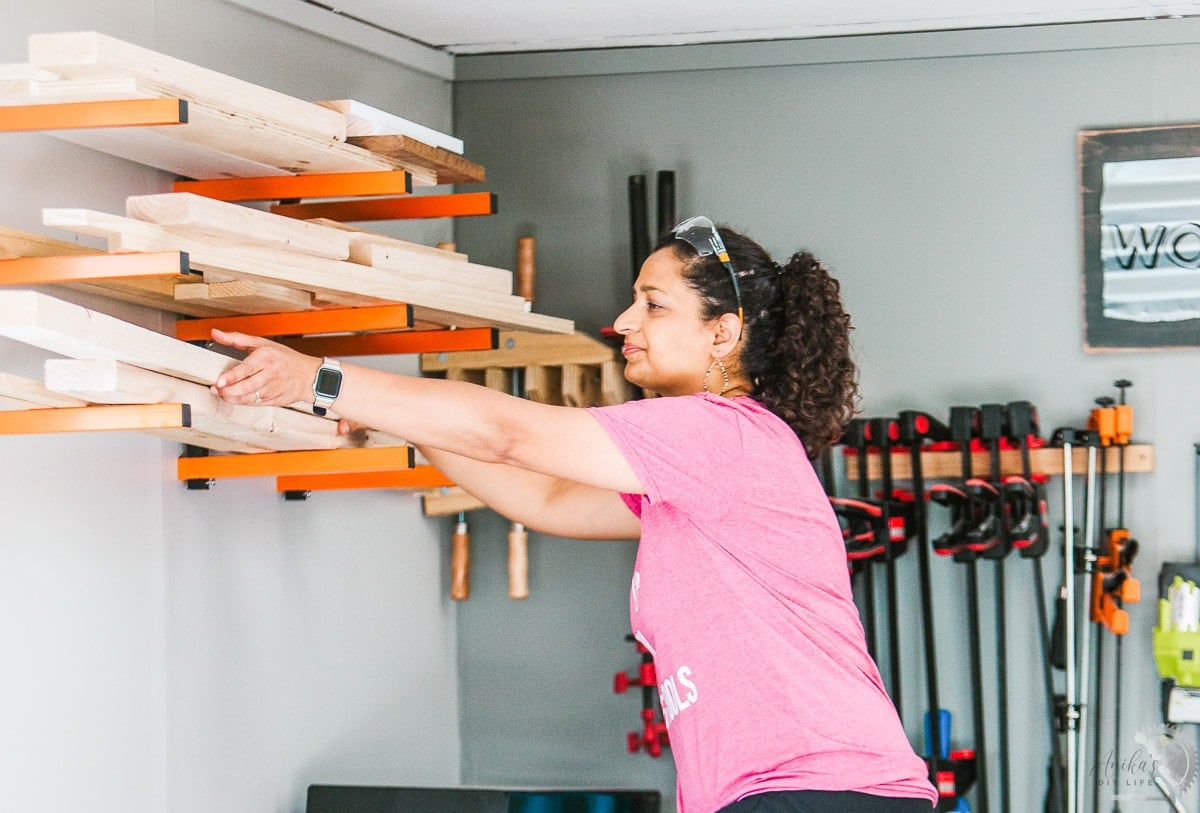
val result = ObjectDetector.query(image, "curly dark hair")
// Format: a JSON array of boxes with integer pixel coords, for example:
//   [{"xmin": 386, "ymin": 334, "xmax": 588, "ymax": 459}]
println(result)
[{"xmin": 657, "ymin": 225, "xmax": 859, "ymax": 458}]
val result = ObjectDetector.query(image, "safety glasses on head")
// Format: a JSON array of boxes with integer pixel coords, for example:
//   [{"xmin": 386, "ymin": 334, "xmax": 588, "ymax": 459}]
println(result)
[{"xmin": 671, "ymin": 215, "xmax": 743, "ymax": 338}]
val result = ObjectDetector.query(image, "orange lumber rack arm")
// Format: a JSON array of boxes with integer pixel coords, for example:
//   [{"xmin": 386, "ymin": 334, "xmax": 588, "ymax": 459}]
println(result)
[
  {"xmin": 177, "ymin": 445, "xmax": 415, "ymax": 481},
  {"xmin": 175, "ymin": 304, "xmax": 414, "ymax": 342},
  {"xmin": 281, "ymin": 327, "xmax": 497, "ymax": 357},
  {"xmin": 175, "ymin": 305, "xmax": 497, "ymax": 356},
  {"xmin": 0, "ymin": 403, "xmax": 190, "ymax": 434},
  {"xmin": 271, "ymin": 192, "xmax": 497, "ymax": 222},
  {"xmin": 174, "ymin": 170, "xmax": 412, "ymax": 202},
  {"xmin": 0, "ymin": 251, "xmax": 193, "ymax": 285},
  {"xmin": 0, "ymin": 98, "xmax": 188, "ymax": 132},
  {"xmin": 276, "ymin": 465, "xmax": 454, "ymax": 494}
]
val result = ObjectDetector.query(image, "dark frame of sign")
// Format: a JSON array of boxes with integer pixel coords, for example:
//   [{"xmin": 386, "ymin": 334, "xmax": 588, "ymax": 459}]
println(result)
[{"xmin": 1080, "ymin": 123, "xmax": 1200, "ymax": 351}]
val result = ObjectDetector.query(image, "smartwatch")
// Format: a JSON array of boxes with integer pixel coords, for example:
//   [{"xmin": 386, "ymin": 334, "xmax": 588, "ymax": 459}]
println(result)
[{"xmin": 312, "ymin": 357, "xmax": 343, "ymax": 416}]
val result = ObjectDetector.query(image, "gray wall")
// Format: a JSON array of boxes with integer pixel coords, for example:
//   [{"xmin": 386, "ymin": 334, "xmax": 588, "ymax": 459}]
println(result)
[
  {"xmin": 452, "ymin": 20, "xmax": 1200, "ymax": 812},
  {"xmin": 0, "ymin": 2, "xmax": 460, "ymax": 811}
]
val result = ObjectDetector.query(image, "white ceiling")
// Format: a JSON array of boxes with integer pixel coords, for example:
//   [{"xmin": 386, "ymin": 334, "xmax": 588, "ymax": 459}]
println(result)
[{"xmin": 299, "ymin": 0, "xmax": 1200, "ymax": 54}]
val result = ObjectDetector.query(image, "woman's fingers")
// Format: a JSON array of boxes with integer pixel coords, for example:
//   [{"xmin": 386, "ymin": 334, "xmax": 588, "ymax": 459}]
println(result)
[
  {"xmin": 209, "ymin": 333, "xmax": 321, "ymax": 407},
  {"xmin": 210, "ymin": 328, "xmax": 268, "ymax": 352}
]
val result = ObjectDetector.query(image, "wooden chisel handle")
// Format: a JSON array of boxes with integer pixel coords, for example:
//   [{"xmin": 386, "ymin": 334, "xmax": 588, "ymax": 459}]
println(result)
[
  {"xmin": 516, "ymin": 236, "xmax": 535, "ymax": 302},
  {"xmin": 508, "ymin": 522, "xmax": 529, "ymax": 600},
  {"xmin": 450, "ymin": 514, "xmax": 470, "ymax": 601}
]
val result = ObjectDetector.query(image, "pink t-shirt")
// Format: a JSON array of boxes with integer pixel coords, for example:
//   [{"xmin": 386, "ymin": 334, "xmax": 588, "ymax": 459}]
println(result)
[{"xmin": 589, "ymin": 394, "xmax": 937, "ymax": 813}]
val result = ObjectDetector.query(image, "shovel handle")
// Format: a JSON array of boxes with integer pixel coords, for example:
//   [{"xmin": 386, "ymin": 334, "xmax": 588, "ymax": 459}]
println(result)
[{"xmin": 509, "ymin": 522, "xmax": 529, "ymax": 599}]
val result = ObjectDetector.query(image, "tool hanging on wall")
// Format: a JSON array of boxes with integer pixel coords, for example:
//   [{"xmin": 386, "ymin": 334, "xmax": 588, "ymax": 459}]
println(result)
[
  {"xmin": 613, "ymin": 633, "xmax": 669, "ymax": 757},
  {"xmin": 507, "ymin": 235, "xmax": 536, "ymax": 600},
  {"xmin": 627, "ymin": 175, "xmax": 649, "ymax": 285},
  {"xmin": 868, "ymin": 417, "xmax": 915, "ymax": 719},
  {"xmin": 436, "ymin": 240, "xmax": 477, "ymax": 603},
  {"xmin": 977, "ymin": 403, "xmax": 1013, "ymax": 813},
  {"xmin": 1002, "ymin": 401, "xmax": 1064, "ymax": 813},
  {"xmin": 929, "ymin": 406, "xmax": 990, "ymax": 813},
  {"xmin": 898, "ymin": 411, "xmax": 977, "ymax": 811},
  {"xmin": 656, "ymin": 171, "xmax": 676, "ymax": 237},
  {"xmin": 836, "ymin": 417, "xmax": 881, "ymax": 659},
  {"xmin": 451, "ymin": 511, "xmax": 471, "ymax": 601},
  {"xmin": 1085, "ymin": 381, "xmax": 1140, "ymax": 813},
  {"xmin": 1049, "ymin": 426, "xmax": 1102, "ymax": 813}
]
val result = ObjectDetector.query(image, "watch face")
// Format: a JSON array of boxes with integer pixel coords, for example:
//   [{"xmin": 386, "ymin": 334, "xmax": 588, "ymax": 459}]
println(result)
[{"xmin": 315, "ymin": 367, "xmax": 342, "ymax": 397}]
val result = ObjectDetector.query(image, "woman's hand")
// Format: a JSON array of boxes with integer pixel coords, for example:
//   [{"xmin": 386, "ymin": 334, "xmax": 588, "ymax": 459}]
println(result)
[{"xmin": 208, "ymin": 328, "xmax": 322, "ymax": 408}]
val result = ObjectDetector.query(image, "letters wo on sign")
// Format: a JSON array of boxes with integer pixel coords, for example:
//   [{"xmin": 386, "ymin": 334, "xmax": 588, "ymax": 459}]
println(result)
[{"xmin": 1080, "ymin": 123, "xmax": 1200, "ymax": 350}]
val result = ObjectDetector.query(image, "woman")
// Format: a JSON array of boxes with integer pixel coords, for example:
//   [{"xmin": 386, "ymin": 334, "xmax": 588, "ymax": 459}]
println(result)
[{"xmin": 210, "ymin": 217, "xmax": 937, "ymax": 812}]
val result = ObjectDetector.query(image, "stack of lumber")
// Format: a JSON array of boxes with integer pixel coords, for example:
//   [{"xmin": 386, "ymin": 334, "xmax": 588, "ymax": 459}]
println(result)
[
  {"xmin": 0, "ymin": 31, "xmax": 483, "ymax": 185},
  {"xmin": 0, "ymin": 288, "xmax": 406, "ymax": 453},
  {"xmin": 32, "ymin": 192, "xmax": 573, "ymax": 333}
]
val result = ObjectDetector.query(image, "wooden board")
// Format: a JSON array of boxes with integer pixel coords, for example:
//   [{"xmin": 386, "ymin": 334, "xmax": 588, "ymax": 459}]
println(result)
[
  {"xmin": 421, "ymin": 485, "xmax": 487, "ymax": 517},
  {"xmin": 421, "ymin": 330, "xmax": 616, "ymax": 371},
  {"xmin": 0, "ymin": 289, "xmax": 237, "ymax": 385},
  {"xmin": 0, "ymin": 224, "xmax": 227, "ymax": 316},
  {"xmin": 348, "ymin": 134, "xmax": 486, "ymax": 185},
  {"xmin": 174, "ymin": 279, "xmax": 314, "ymax": 314},
  {"xmin": 46, "ymin": 208, "xmax": 574, "ymax": 333},
  {"xmin": 28, "ymin": 31, "xmax": 348, "ymax": 143},
  {"xmin": 842, "ymin": 443, "xmax": 1155, "ymax": 481},
  {"xmin": 30, "ymin": 94, "xmax": 422, "ymax": 180},
  {"xmin": 316, "ymin": 99, "xmax": 463, "ymax": 154},
  {"xmin": 126, "ymin": 192, "xmax": 352, "ymax": 260},
  {"xmin": 308, "ymin": 219, "xmax": 469, "ymax": 262},
  {"xmin": 366, "ymin": 244, "xmax": 512, "ymax": 295},
  {"xmin": 44, "ymin": 359, "xmax": 404, "ymax": 452}
]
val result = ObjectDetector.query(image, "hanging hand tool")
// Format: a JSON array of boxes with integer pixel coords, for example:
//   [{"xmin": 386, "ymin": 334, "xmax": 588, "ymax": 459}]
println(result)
[
  {"xmin": 1004, "ymin": 401, "xmax": 1064, "ymax": 813},
  {"xmin": 614, "ymin": 633, "xmax": 669, "ymax": 757},
  {"xmin": 868, "ymin": 417, "xmax": 911, "ymax": 721},
  {"xmin": 841, "ymin": 417, "xmax": 880, "ymax": 659},
  {"xmin": 628, "ymin": 174, "xmax": 650, "ymax": 284},
  {"xmin": 929, "ymin": 406, "xmax": 989, "ymax": 813},
  {"xmin": 655, "ymin": 171, "xmax": 676, "ymax": 238},
  {"xmin": 439, "ymin": 238, "xmax": 475, "ymax": 603},
  {"xmin": 1089, "ymin": 381, "xmax": 1139, "ymax": 813},
  {"xmin": 451, "ymin": 511, "xmax": 471, "ymax": 601},
  {"xmin": 899, "ymin": 411, "xmax": 976, "ymax": 810},
  {"xmin": 978, "ymin": 403, "xmax": 1013, "ymax": 813},
  {"xmin": 1050, "ymin": 426, "xmax": 1101, "ymax": 813},
  {"xmin": 507, "ymin": 236, "xmax": 537, "ymax": 600}
]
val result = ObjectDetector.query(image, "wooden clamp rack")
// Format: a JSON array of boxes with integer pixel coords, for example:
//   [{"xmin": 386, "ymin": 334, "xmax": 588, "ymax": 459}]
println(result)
[
  {"xmin": 418, "ymin": 330, "xmax": 636, "ymax": 516},
  {"xmin": 843, "ymin": 443, "xmax": 1155, "ymax": 482}
]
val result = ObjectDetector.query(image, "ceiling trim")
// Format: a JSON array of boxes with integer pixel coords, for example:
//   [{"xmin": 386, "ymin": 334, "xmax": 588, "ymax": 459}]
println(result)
[
  {"xmin": 454, "ymin": 15, "xmax": 1200, "ymax": 82},
  {"xmin": 219, "ymin": 0, "xmax": 455, "ymax": 80}
]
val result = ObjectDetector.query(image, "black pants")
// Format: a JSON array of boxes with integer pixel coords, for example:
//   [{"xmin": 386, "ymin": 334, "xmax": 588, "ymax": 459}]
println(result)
[{"xmin": 718, "ymin": 790, "xmax": 934, "ymax": 812}]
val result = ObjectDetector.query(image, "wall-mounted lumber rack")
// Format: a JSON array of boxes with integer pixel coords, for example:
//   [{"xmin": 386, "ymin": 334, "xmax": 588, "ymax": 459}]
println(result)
[
  {"xmin": 271, "ymin": 192, "xmax": 498, "ymax": 223},
  {"xmin": 0, "ymin": 31, "xmax": 581, "ymax": 493},
  {"xmin": 174, "ymin": 306, "xmax": 499, "ymax": 356},
  {"xmin": 174, "ymin": 170, "xmax": 413, "ymax": 202},
  {"xmin": 0, "ymin": 402, "xmax": 189, "ymax": 434},
  {"xmin": 844, "ymin": 443, "xmax": 1155, "ymax": 482},
  {"xmin": 178, "ymin": 444, "xmax": 415, "ymax": 482},
  {"xmin": 276, "ymin": 465, "xmax": 453, "ymax": 495},
  {"xmin": 0, "ymin": 33, "xmax": 482, "ymax": 187},
  {"xmin": 0, "ymin": 250, "xmax": 193, "ymax": 284},
  {"xmin": 0, "ymin": 97, "xmax": 188, "ymax": 131}
]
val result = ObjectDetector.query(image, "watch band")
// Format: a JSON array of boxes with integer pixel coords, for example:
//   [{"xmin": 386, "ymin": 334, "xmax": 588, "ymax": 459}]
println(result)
[{"xmin": 312, "ymin": 357, "xmax": 343, "ymax": 417}]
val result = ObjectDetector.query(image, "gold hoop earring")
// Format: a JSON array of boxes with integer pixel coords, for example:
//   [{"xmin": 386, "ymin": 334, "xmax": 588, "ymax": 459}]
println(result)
[{"xmin": 703, "ymin": 358, "xmax": 729, "ymax": 395}]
